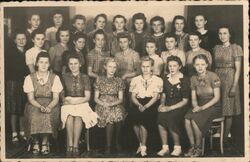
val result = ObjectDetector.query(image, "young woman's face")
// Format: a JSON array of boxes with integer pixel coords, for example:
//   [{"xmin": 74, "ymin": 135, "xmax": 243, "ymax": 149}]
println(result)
[
  {"xmin": 59, "ymin": 30, "xmax": 70, "ymax": 44},
  {"xmin": 94, "ymin": 34, "xmax": 105, "ymax": 48},
  {"xmin": 141, "ymin": 60, "xmax": 153, "ymax": 75},
  {"xmin": 189, "ymin": 35, "xmax": 201, "ymax": 49},
  {"xmin": 174, "ymin": 19, "xmax": 185, "ymax": 32},
  {"xmin": 37, "ymin": 57, "xmax": 50, "ymax": 72},
  {"xmin": 165, "ymin": 37, "xmax": 177, "ymax": 50},
  {"xmin": 95, "ymin": 17, "xmax": 106, "ymax": 30},
  {"xmin": 152, "ymin": 20, "xmax": 163, "ymax": 34},
  {"xmin": 33, "ymin": 34, "xmax": 45, "ymax": 48},
  {"xmin": 15, "ymin": 34, "xmax": 27, "ymax": 48},
  {"xmin": 119, "ymin": 38, "xmax": 130, "ymax": 51},
  {"xmin": 218, "ymin": 28, "xmax": 231, "ymax": 43},
  {"xmin": 73, "ymin": 19, "xmax": 85, "ymax": 32},
  {"xmin": 74, "ymin": 38, "xmax": 86, "ymax": 51},
  {"xmin": 195, "ymin": 15, "xmax": 207, "ymax": 29},
  {"xmin": 134, "ymin": 19, "xmax": 144, "ymax": 32},
  {"xmin": 146, "ymin": 42, "xmax": 157, "ymax": 55},
  {"xmin": 168, "ymin": 60, "xmax": 181, "ymax": 75},
  {"xmin": 194, "ymin": 58, "xmax": 208, "ymax": 74},
  {"xmin": 105, "ymin": 61, "xmax": 117, "ymax": 76},
  {"xmin": 114, "ymin": 17, "xmax": 126, "ymax": 31},
  {"xmin": 68, "ymin": 58, "xmax": 81, "ymax": 74},
  {"xmin": 29, "ymin": 14, "xmax": 40, "ymax": 29},
  {"xmin": 53, "ymin": 14, "xmax": 63, "ymax": 26}
]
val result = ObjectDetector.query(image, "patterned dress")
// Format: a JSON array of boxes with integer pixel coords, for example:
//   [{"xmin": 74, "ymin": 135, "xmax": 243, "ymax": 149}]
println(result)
[
  {"xmin": 185, "ymin": 71, "xmax": 222, "ymax": 135},
  {"xmin": 95, "ymin": 76, "xmax": 127, "ymax": 127},
  {"xmin": 157, "ymin": 73, "xmax": 190, "ymax": 133},
  {"xmin": 214, "ymin": 44, "xmax": 243, "ymax": 116},
  {"xmin": 23, "ymin": 73, "xmax": 63, "ymax": 138}
]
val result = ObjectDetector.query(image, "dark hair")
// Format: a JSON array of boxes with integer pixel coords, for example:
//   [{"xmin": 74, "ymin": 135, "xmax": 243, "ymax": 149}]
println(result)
[
  {"xmin": 117, "ymin": 32, "xmax": 131, "ymax": 41},
  {"xmin": 164, "ymin": 32, "xmax": 178, "ymax": 42},
  {"xmin": 171, "ymin": 15, "xmax": 187, "ymax": 33},
  {"xmin": 27, "ymin": 13, "xmax": 41, "ymax": 28},
  {"xmin": 217, "ymin": 24, "xmax": 234, "ymax": 43},
  {"xmin": 194, "ymin": 14, "xmax": 208, "ymax": 29},
  {"xmin": 72, "ymin": 14, "xmax": 86, "ymax": 24},
  {"xmin": 112, "ymin": 15, "xmax": 127, "ymax": 31},
  {"xmin": 132, "ymin": 13, "xmax": 147, "ymax": 31},
  {"xmin": 13, "ymin": 29, "xmax": 27, "ymax": 40},
  {"xmin": 141, "ymin": 56, "xmax": 154, "ymax": 66},
  {"xmin": 93, "ymin": 29, "xmax": 105, "ymax": 39},
  {"xmin": 31, "ymin": 28, "xmax": 45, "ymax": 40},
  {"xmin": 94, "ymin": 13, "xmax": 107, "ymax": 29},
  {"xmin": 150, "ymin": 16, "xmax": 165, "ymax": 34},
  {"xmin": 188, "ymin": 31, "xmax": 202, "ymax": 40},
  {"xmin": 52, "ymin": 9, "xmax": 64, "ymax": 17},
  {"xmin": 56, "ymin": 26, "xmax": 70, "ymax": 42},
  {"xmin": 145, "ymin": 37, "xmax": 157, "ymax": 45},
  {"xmin": 35, "ymin": 51, "xmax": 51, "ymax": 71},
  {"xmin": 66, "ymin": 51, "xmax": 82, "ymax": 65},
  {"xmin": 73, "ymin": 32, "xmax": 87, "ymax": 42},
  {"xmin": 192, "ymin": 54, "xmax": 209, "ymax": 65},
  {"xmin": 166, "ymin": 55, "xmax": 183, "ymax": 72}
]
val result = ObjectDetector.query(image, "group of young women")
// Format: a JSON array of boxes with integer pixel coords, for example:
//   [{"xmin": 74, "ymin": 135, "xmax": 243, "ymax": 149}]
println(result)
[{"xmin": 5, "ymin": 10, "xmax": 243, "ymax": 158}]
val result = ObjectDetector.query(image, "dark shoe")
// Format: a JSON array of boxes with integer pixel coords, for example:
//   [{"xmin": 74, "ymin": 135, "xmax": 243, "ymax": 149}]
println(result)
[
  {"xmin": 72, "ymin": 147, "xmax": 80, "ymax": 157},
  {"xmin": 66, "ymin": 146, "xmax": 73, "ymax": 157},
  {"xmin": 191, "ymin": 148, "xmax": 202, "ymax": 157},
  {"xmin": 184, "ymin": 147, "xmax": 195, "ymax": 157}
]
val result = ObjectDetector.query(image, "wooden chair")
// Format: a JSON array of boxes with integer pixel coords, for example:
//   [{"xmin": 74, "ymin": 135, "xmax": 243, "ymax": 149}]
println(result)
[{"xmin": 202, "ymin": 117, "xmax": 225, "ymax": 156}]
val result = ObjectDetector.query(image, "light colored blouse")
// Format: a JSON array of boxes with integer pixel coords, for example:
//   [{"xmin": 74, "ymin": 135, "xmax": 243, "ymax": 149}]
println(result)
[
  {"xmin": 25, "ymin": 47, "xmax": 46, "ymax": 65},
  {"xmin": 161, "ymin": 49, "xmax": 186, "ymax": 66},
  {"xmin": 149, "ymin": 54, "xmax": 164, "ymax": 76},
  {"xmin": 129, "ymin": 75, "xmax": 163, "ymax": 98},
  {"xmin": 23, "ymin": 72, "xmax": 63, "ymax": 93}
]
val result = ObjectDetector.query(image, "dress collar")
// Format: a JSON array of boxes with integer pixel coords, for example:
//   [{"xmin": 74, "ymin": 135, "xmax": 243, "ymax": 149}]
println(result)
[
  {"xmin": 36, "ymin": 72, "xmax": 50, "ymax": 85},
  {"xmin": 167, "ymin": 72, "xmax": 184, "ymax": 84}
]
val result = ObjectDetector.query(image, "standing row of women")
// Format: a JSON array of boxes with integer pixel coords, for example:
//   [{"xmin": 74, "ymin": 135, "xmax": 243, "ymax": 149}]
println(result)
[{"xmin": 5, "ymin": 11, "xmax": 243, "ymax": 158}]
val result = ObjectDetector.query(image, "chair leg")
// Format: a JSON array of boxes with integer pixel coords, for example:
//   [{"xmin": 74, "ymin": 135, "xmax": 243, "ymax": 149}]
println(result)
[
  {"xmin": 220, "ymin": 121, "xmax": 224, "ymax": 154},
  {"xmin": 86, "ymin": 129, "xmax": 90, "ymax": 152},
  {"xmin": 210, "ymin": 129, "xmax": 213, "ymax": 149},
  {"xmin": 202, "ymin": 137, "xmax": 205, "ymax": 156}
]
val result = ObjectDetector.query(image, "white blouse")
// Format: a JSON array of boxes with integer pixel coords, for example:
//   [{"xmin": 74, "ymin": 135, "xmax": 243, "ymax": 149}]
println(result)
[
  {"xmin": 129, "ymin": 75, "xmax": 163, "ymax": 98},
  {"xmin": 23, "ymin": 73, "xmax": 63, "ymax": 93}
]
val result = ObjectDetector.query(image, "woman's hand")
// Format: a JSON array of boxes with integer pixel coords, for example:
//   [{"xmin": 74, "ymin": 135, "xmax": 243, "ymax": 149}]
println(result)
[
  {"xmin": 102, "ymin": 102, "xmax": 110, "ymax": 108},
  {"xmin": 158, "ymin": 105, "xmax": 165, "ymax": 112},
  {"xmin": 192, "ymin": 106, "xmax": 203, "ymax": 113},
  {"xmin": 44, "ymin": 107, "xmax": 51, "ymax": 113},
  {"xmin": 40, "ymin": 106, "xmax": 46, "ymax": 113},
  {"xmin": 229, "ymin": 85, "xmax": 236, "ymax": 97},
  {"xmin": 138, "ymin": 104, "xmax": 145, "ymax": 112}
]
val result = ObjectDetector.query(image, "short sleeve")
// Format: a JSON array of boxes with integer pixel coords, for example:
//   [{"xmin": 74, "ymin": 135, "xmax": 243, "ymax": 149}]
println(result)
[
  {"xmin": 82, "ymin": 75, "xmax": 91, "ymax": 91},
  {"xmin": 129, "ymin": 77, "xmax": 138, "ymax": 94},
  {"xmin": 210, "ymin": 73, "xmax": 221, "ymax": 88},
  {"xmin": 51, "ymin": 75, "xmax": 63, "ymax": 93},
  {"xmin": 233, "ymin": 44, "xmax": 243, "ymax": 61},
  {"xmin": 205, "ymin": 51, "xmax": 213, "ymax": 65},
  {"xmin": 153, "ymin": 77, "xmax": 163, "ymax": 93},
  {"xmin": 180, "ymin": 77, "xmax": 190, "ymax": 98},
  {"xmin": 190, "ymin": 76, "xmax": 197, "ymax": 91},
  {"xmin": 45, "ymin": 28, "xmax": 50, "ymax": 41},
  {"xmin": 117, "ymin": 78, "xmax": 125, "ymax": 91},
  {"xmin": 23, "ymin": 75, "xmax": 34, "ymax": 93},
  {"xmin": 25, "ymin": 50, "xmax": 33, "ymax": 65}
]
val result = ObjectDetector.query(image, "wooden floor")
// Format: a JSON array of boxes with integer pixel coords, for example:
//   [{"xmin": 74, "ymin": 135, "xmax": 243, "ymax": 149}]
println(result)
[{"xmin": 5, "ymin": 128, "xmax": 244, "ymax": 159}]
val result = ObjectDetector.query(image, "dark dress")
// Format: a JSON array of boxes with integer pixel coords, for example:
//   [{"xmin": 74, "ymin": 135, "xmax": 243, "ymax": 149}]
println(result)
[
  {"xmin": 157, "ymin": 74, "xmax": 190, "ymax": 133},
  {"xmin": 129, "ymin": 75, "xmax": 163, "ymax": 129},
  {"xmin": 185, "ymin": 71, "xmax": 222, "ymax": 135},
  {"xmin": 130, "ymin": 31, "xmax": 149, "ymax": 57},
  {"xmin": 5, "ymin": 46, "xmax": 29, "ymax": 114},
  {"xmin": 148, "ymin": 33, "xmax": 166, "ymax": 55},
  {"xmin": 199, "ymin": 30, "xmax": 217, "ymax": 54}
]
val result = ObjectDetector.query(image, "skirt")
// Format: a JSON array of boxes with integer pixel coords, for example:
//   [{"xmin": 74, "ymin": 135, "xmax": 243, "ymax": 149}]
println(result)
[
  {"xmin": 5, "ymin": 80, "xmax": 26, "ymax": 115},
  {"xmin": 130, "ymin": 97, "xmax": 159, "ymax": 130},
  {"xmin": 157, "ymin": 106, "xmax": 187, "ymax": 134},
  {"xmin": 61, "ymin": 102, "xmax": 98, "ymax": 129},
  {"xmin": 24, "ymin": 97, "xmax": 60, "ymax": 138},
  {"xmin": 185, "ymin": 97, "xmax": 222, "ymax": 135}
]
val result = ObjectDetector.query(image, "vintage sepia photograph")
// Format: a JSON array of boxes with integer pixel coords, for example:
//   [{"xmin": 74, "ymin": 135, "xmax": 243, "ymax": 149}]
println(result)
[{"xmin": 0, "ymin": 1, "xmax": 249, "ymax": 162}]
